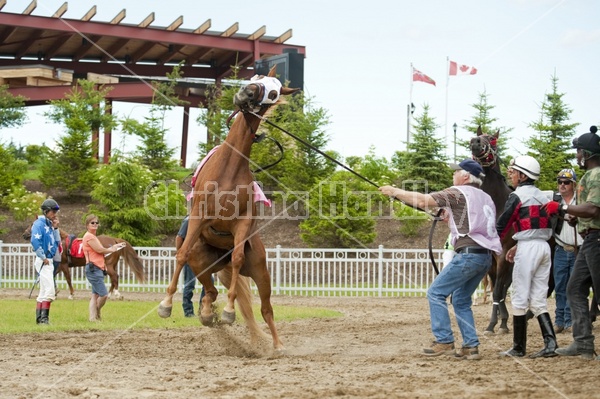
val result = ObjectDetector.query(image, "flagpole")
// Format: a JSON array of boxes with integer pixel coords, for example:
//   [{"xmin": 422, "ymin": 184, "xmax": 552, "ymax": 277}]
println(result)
[
  {"xmin": 445, "ymin": 56, "xmax": 449, "ymax": 157},
  {"xmin": 408, "ymin": 63, "xmax": 413, "ymax": 148}
]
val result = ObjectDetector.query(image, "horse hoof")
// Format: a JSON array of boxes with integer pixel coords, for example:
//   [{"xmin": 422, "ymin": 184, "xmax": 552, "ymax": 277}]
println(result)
[
  {"xmin": 157, "ymin": 304, "xmax": 172, "ymax": 318},
  {"xmin": 201, "ymin": 313, "xmax": 216, "ymax": 327},
  {"xmin": 483, "ymin": 330, "xmax": 495, "ymax": 336},
  {"xmin": 498, "ymin": 328, "xmax": 509, "ymax": 335},
  {"xmin": 68, "ymin": 295, "xmax": 74, "ymax": 300},
  {"xmin": 221, "ymin": 309, "xmax": 236, "ymax": 325}
]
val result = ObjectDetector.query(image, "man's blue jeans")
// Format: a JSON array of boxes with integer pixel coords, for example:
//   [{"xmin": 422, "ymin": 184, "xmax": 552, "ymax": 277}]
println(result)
[
  {"xmin": 566, "ymin": 231, "xmax": 600, "ymax": 351},
  {"xmin": 182, "ymin": 264, "xmax": 205, "ymax": 316},
  {"xmin": 553, "ymin": 246, "xmax": 576, "ymax": 328},
  {"xmin": 427, "ymin": 252, "xmax": 491, "ymax": 348}
]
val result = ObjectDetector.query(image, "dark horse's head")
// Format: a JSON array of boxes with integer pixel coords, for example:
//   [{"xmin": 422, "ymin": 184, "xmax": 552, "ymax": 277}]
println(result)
[
  {"xmin": 470, "ymin": 126, "xmax": 499, "ymax": 168},
  {"xmin": 234, "ymin": 66, "xmax": 299, "ymax": 112}
]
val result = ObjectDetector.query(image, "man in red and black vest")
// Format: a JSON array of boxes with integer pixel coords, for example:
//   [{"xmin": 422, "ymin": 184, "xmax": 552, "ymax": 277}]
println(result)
[{"xmin": 497, "ymin": 155, "xmax": 557, "ymax": 358}]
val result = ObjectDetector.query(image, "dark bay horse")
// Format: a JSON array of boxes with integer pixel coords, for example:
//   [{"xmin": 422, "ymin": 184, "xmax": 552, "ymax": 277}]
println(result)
[
  {"xmin": 158, "ymin": 66, "xmax": 299, "ymax": 350},
  {"xmin": 24, "ymin": 226, "xmax": 145, "ymax": 299},
  {"xmin": 470, "ymin": 128, "xmax": 515, "ymax": 334}
]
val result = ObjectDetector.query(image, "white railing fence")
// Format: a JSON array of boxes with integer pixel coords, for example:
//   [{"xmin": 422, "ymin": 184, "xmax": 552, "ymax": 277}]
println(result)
[{"xmin": 0, "ymin": 241, "xmax": 471, "ymax": 297}]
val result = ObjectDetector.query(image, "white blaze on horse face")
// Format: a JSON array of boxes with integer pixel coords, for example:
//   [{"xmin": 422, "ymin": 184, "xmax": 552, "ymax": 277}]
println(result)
[{"xmin": 249, "ymin": 75, "xmax": 282, "ymax": 105}]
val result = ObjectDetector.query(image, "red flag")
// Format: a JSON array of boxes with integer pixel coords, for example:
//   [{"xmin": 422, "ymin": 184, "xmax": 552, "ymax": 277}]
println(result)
[
  {"xmin": 449, "ymin": 61, "xmax": 477, "ymax": 76},
  {"xmin": 412, "ymin": 68, "xmax": 436, "ymax": 86}
]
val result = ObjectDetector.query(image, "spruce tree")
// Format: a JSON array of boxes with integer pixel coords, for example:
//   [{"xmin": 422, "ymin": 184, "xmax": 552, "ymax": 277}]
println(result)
[{"xmin": 526, "ymin": 74, "xmax": 579, "ymax": 190}]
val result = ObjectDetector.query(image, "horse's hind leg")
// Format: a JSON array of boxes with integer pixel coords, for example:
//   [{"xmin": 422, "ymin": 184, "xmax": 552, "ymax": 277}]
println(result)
[
  {"xmin": 199, "ymin": 271, "xmax": 219, "ymax": 326},
  {"xmin": 497, "ymin": 279, "xmax": 512, "ymax": 333},
  {"xmin": 484, "ymin": 281, "xmax": 503, "ymax": 335},
  {"xmin": 61, "ymin": 264, "xmax": 75, "ymax": 300},
  {"xmin": 106, "ymin": 266, "xmax": 120, "ymax": 300}
]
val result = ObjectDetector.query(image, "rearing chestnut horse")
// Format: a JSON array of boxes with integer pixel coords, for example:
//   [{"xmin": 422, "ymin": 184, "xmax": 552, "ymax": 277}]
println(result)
[
  {"xmin": 470, "ymin": 127, "xmax": 515, "ymax": 334},
  {"xmin": 158, "ymin": 67, "xmax": 299, "ymax": 350}
]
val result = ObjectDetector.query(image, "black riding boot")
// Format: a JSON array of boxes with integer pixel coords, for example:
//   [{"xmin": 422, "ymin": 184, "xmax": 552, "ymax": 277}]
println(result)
[
  {"xmin": 500, "ymin": 315, "xmax": 527, "ymax": 357},
  {"xmin": 39, "ymin": 302, "xmax": 50, "ymax": 324},
  {"xmin": 530, "ymin": 312, "xmax": 558, "ymax": 358},
  {"xmin": 35, "ymin": 302, "xmax": 42, "ymax": 324}
]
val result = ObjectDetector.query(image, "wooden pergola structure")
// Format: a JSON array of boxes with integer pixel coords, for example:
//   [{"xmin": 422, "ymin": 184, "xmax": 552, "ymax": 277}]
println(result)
[{"xmin": 0, "ymin": 0, "xmax": 306, "ymax": 166}]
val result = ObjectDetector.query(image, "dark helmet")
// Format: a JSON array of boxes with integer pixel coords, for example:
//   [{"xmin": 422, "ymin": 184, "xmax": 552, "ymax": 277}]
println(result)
[
  {"xmin": 41, "ymin": 198, "xmax": 60, "ymax": 213},
  {"xmin": 572, "ymin": 126, "xmax": 600, "ymax": 155}
]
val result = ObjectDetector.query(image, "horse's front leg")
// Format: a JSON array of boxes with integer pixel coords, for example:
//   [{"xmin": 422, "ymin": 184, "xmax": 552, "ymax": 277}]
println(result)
[{"xmin": 158, "ymin": 250, "xmax": 187, "ymax": 318}]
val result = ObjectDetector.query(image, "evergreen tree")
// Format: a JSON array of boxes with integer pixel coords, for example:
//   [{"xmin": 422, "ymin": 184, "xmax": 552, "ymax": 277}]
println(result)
[
  {"xmin": 0, "ymin": 84, "xmax": 27, "ymax": 129},
  {"xmin": 120, "ymin": 65, "xmax": 184, "ymax": 179},
  {"xmin": 461, "ymin": 90, "xmax": 512, "ymax": 161},
  {"xmin": 299, "ymin": 171, "xmax": 376, "ymax": 248},
  {"xmin": 526, "ymin": 74, "xmax": 579, "ymax": 190},
  {"xmin": 41, "ymin": 80, "xmax": 116, "ymax": 194},
  {"xmin": 88, "ymin": 153, "xmax": 160, "ymax": 246},
  {"xmin": 251, "ymin": 93, "xmax": 335, "ymax": 194},
  {"xmin": 393, "ymin": 104, "xmax": 451, "ymax": 193}
]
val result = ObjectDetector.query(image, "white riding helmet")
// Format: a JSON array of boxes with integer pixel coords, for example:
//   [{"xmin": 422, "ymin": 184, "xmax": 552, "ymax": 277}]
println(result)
[{"xmin": 510, "ymin": 155, "xmax": 540, "ymax": 180}]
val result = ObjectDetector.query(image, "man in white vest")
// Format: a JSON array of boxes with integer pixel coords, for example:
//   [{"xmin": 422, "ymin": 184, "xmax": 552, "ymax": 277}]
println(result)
[{"xmin": 380, "ymin": 159, "xmax": 502, "ymax": 360}]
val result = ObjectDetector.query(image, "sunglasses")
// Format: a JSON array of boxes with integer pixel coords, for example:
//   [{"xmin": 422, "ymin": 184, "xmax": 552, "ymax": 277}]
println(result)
[
  {"xmin": 557, "ymin": 180, "xmax": 572, "ymax": 186},
  {"xmin": 90, "ymin": 221, "xmax": 100, "ymax": 225}
]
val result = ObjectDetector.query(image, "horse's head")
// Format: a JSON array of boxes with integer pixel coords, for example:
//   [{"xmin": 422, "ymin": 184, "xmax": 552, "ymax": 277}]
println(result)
[
  {"xmin": 470, "ymin": 126, "xmax": 499, "ymax": 168},
  {"xmin": 234, "ymin": 65, "xmax": 300, "ymax": 112}
]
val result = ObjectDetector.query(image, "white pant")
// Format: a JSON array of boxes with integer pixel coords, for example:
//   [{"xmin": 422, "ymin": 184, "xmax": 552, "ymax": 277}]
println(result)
[
  {"xmin": 510, "ymin": 239, "xmax": 551, "ymax": 316},
  {"xmin": 34, "ymin": 258, "xmax": 55, "ymax": 302}
]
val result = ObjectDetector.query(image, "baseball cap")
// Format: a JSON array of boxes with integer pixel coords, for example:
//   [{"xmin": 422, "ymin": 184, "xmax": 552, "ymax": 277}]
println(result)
[{"xmin": 449, "ymin": 159, "xmax": 485, "ymax": 178}]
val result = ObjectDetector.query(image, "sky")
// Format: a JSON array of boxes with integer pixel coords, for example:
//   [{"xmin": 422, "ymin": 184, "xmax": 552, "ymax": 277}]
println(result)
[{"xmin": 1, "ymin": 0, "xmax": 599, "ymax": 167}]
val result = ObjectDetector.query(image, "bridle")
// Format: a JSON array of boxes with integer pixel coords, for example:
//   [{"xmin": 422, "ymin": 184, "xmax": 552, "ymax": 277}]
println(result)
[{"xmin": 471, "ymin": 135, "xmax": 498, "ymax": 168}]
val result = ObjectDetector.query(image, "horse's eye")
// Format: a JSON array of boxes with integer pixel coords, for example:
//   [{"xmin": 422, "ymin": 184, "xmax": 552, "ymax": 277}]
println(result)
[{"xmin": 267, "ymin": 90, "xmax": 278, "ymax": 101}]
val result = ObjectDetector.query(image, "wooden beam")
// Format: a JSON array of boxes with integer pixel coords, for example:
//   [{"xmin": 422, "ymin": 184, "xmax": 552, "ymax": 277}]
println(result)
[
  {"xmin": 0, "ymin": 0, "xmax": 6, "ymax": 11},
  {"xmin": 221, "ymin": 22, "xmax": 238, "ymax": 37},
  {"xmin": 167, "ymin": 16, "xmax": 183, "ymax": 31},
  {"xmin": 273, "ymin": 29, "xmax": 292, "ymax": 44},
  {"xmin": 157, "ymin": 44, "xmax": 184, "ymax": 64},
  {"xmin": 193, "ymin": 19, "xmax": 211, "ymax": 34},
  {"xmin": 247, "ymin": 25, "xmax": 266, "ymax": 41},
  {"xmin": 52, "ymin": 2, "xmax": 68, "ymax": 18},
  {"xmin": 23, "ymin": 0, "xmax": 37, "ymax": 16},
  {"xmin": 138, "ymin": 12, "xmax": 154, "ymax": 28},
  {"xmin": 110, "ymin": 9, "xmax": 126, "ymax": 25},
  {"xmin": 130, "ymin": 42, "xmax": 155, "ymax": 63},
  {"xmin": 81, "ymin": 5, "xmax": 97, "ymax": 22}
]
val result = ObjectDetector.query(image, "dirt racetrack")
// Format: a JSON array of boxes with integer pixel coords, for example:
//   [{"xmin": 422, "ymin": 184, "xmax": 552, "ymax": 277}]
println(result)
[{"xmin": 1, "ymin": 290, "xmax": 598, "ymax": 399}]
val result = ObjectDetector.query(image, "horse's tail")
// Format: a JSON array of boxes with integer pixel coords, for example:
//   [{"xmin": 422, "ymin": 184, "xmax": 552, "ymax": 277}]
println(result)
[
  {"xmin": 119, "ymin": 240, "xmax": 146, "ymax": 283},
  {"xmin": 218, "ymin": 268, "xmax": 268, "ymax": 343}
]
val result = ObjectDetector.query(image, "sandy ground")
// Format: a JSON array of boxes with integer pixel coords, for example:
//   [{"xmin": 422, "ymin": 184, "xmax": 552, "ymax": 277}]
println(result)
[{"xmin": 0, "ymin": 290, "xmax": 598, "ymax": 399}]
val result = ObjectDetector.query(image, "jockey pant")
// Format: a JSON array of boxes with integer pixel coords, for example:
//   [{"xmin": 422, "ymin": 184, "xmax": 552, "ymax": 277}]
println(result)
[
  {"xmin": 510, "ymin": 239, "xmax": 551, "ymax": 316},
  {"xmin": 34, "ymin": 258, "xmax": 55, "ymax": 303}
]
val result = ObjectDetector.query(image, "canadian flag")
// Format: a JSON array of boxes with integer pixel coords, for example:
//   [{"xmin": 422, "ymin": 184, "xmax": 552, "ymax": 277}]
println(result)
[
  {"xmin": 449, "ymin": 61, "xmax": 477, "ymax": 76},
  {"xmin": 412, "ymin": 68, "xmax": 436, "ymax": 86}
]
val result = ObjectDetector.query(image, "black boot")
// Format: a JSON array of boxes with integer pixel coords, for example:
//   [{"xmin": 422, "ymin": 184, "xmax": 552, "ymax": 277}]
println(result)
[
  {"xmin": 530, "ymin": 312, "xmax": 558, "ymax": 358},
  {"xmin": 39, "ymin": 302, "xmax": 50, "ymax": 324},
  {"xmin": 36, "ymin": 308, "xmax": 42, "ymax": 324},
  {"xmin": 500, "ymin": 315, "xmax": 527, "ymax": 357}
]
